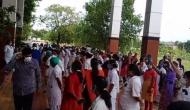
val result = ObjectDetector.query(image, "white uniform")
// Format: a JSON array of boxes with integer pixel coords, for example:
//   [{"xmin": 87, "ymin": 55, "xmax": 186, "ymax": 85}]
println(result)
[
  {"xmin": 91, "ymin": 96, "xmax": 109, "ymax": 110},
  {"xmin": 107, "ymin": 68, "xmax": 119, "ymax": 110},
  {"xmin": 119, "ymin": 76, "xmax": 142, "ymax": 110},
  {"xmin": 176, "ymin": 86, "xmax": 190, "ymax": 102},
  {"xmin": 84, "ymin": 58, "xmax": 92, "ymax": 70},
  {"xmin": 47, "ymin": 65, "xmax": 63, "ymax": 110},
  {"xmin": 68, "ymin": 52, "xmax": 76, "ymax": 73},
  {"xmin": 4, "ymin": 44, "xmax": 14, "ymax": 64},
  {"xmin": 64, "ymin": 49, "xmax": 71, "ymax": 74}
]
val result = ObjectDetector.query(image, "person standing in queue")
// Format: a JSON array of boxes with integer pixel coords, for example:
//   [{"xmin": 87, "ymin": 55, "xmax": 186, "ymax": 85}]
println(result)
[{"xmin": 107, "ymin": 59, "xmax": 120, "ymax": 110}]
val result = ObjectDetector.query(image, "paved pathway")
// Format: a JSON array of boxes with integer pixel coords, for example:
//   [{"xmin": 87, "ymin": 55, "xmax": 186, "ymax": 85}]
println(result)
[
  {"xmin": 0, "ymin": 74, "xmax": 48, "ymax": 110},
  {"xmin": 0, "ymin": 74, "xmax": 159, "ymax": 110}
]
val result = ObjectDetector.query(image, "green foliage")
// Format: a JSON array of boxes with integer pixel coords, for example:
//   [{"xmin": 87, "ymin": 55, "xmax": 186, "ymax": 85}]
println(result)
[
  {"xmin": 82, "ymin": 0, "xmax": 143, "ymax": 51},
  {"xmin": 22, "ymin": 23, "xmax": 32, "ymax": 40},
  {"xmin": 39, "ymin": 4, "xmax": 80, "ymax": 45},
  {"xmin": 21, "ymin": 0, "xmax": 39, "ymax": 41},
  {"xmin": 84, "ymin": 0, "xmax": 112, "ymax": 49},
  {"xmin": 120, "ymin": 0, "xmax": 143, "ymax": 53},
  {"xmin": 24, "ymin": 0, "xmax": 38, "ymax": 24},
  {"xmin": 176, "ymin": 40, "xmax": 190, "ymax": 53},
  {"xmin": 184, "ymin": 40, "xmax": 190, "ymax": 53},
  {"xmin": 159, "ymin": 43, "xmax": 173, "ymax": 57},
  {"xmin": 0, "ymin": 6, "xmax": 15, "ymax": 32},
  {"xmin": 31, "ymin": 29, "xmax": 49, "ymax": 40},
  {"xmin": 159, "ymin": 42, "xmax": 190, "ymax": 70}
]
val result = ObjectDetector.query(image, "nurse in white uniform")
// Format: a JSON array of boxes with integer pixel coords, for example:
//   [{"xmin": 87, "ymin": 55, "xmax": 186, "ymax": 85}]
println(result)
[
  {"xmin": 4, "ymin": 40, "xmax": 14, "ymax": 64},
  {"xmin": 47, "ymin": 57, "xmax": 63, "ymax": 110},
  {"xmin": 91, "ymin": 77, "xmax": 111, "ymax": 110},
  {"xmin": 107, "ymin": 60, "xmax": 120, "ymax": 110},
  {"xmin": 119, "ymin": 64, "xmax": 142, "ymax": 110}
]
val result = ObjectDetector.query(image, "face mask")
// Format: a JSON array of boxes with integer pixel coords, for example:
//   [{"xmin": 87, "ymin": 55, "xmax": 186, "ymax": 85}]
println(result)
[
  {"xmin": 24, "ymin": 57, "xmax": 32, "ymax": 62},
  {"xmin": 33, "ymin": 47, "xmax": 37, "ymax": 50}
]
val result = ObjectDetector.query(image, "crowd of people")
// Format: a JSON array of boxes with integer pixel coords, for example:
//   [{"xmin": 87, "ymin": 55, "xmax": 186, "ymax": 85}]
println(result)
[{"xmin": 2, "ymin": 42, "xmax": 190, "ymax": 110}]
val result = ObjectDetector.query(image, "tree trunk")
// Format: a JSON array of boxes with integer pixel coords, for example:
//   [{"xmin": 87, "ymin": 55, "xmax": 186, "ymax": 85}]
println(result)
[{"xmin": 57, "ymin": 32, "xmax": 60, "ymax": 46}]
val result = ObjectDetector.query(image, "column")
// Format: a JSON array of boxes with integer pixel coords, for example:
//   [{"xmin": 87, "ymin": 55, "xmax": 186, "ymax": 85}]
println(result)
[
  {"xmin": 141, "ymin": 0, "xmax": 164, "ymax": 64},
  {"xmin": 0, "ymin": 0, "xmax": 17, "ymax": 68},
  {"xmin": 16, "ymin": 0, "xmax": 24, "ymax": 46},
  {"xmin": 108, "ymin": 0, "xmax": 123, "ymax": 53},
  {"xmin": 2, "ymin": 0, "xmax": 17, "ymax": 44}
]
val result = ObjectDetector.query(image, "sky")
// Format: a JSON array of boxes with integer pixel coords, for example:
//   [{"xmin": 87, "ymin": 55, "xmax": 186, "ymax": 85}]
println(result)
[{"xmin": 34, "ymin": 0, "xmax": 190, "ymax": 42}]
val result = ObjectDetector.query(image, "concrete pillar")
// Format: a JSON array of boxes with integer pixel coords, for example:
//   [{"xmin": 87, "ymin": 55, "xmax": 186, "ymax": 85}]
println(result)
[
  {"xmin": 108, "ymin": 0, "xmax": 123, "ymax": 53},
  {"xmin": 2, "ymin": 0, "xmax": 17, "ymax": 44},
  {"xmin": 0, "ymin": 0, "xmax": 17, "ymax": 68},
  {"xmin": 16, "ymin": 0, "xmax": 25, "ymax": 46},
  {"xmin": 141, "ymin": 0, "xmax": 164, "ymax": 64}
]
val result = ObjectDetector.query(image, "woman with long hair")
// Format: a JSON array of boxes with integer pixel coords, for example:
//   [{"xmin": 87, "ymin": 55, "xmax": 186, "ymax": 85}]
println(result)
[
  {"xmin": 119, "ymin": 64, "xmax": 142, "ymax": 110},
  {"xmin": 90, "ymin": 76, "xmax": 111, "ymax": 110},
  {"xmin": 61, "ymin": 60, "xmax": 84, "ymax": 110},
  {"xmin": 83, "ymin": 57, "xmax": 105, "ymax": 110}
]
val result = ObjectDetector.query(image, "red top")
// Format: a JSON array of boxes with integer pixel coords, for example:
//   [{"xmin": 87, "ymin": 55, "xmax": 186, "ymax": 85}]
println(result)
[
  {"xmin": 143, "ymin": 69, "xmax": 158, "ymax": 96},
  {"xmin": 61, "ymin": 72, "xmax": 83, "ymax": 110}
]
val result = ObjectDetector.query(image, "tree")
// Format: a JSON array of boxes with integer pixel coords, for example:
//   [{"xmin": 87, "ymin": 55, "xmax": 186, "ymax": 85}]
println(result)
[
  {"xmin": 120, "ymin": 0, "xmax": 143, "ymax": 53},
  {"xmin": 24, "ymin": 0, "xmax": 39, "ymax": 24},
  {"xmin": 84, "ymin": 0, "xmax": 143, "ymax": 52},
  {"xmin": 21, "ymin": 0, "xmax": 39, "ymax": 41},
  {"xmin": 176, "ymin": 42, "xmax": 184, "ymax": 50},
  {"xmin": 0, "ymin": 6, "xmax": 15, "ymax": 33},
  {"xmin": 84, "ymin": 0, "xmax": 111, "ymax": 49},
  {"xmin": 184, "ymin": 40, "xmax": 190, "ymax": 52},
  {"xmin": 39, "ymin": 4, "xmax": 80, "ymax": 45},
  {"xmin": 31, "ymin": 29, "xmax": 49, "ymax": 39}
]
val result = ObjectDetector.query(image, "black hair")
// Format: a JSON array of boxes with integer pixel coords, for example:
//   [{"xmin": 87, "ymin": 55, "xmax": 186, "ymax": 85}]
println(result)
[
  {"xmin": 22, "ymin": 47, "xmax": 32, "ymax": 56},
  {"xmin": 184, "ymin": 71, "xmax": 190, "ymax": 79},
  {"xmin": 91, "ymin": 58, "xmax": 99, "ymax": 86},
  {"xmin": 163, "ymin": 61, "xmax": 171, "ymax": 71},
  {"xmin": 112, "ymin": 54, "xmax": 119, "ymax": 61},
  {"xmin": 6, "ymin": 39, "xmax": 12, "ymax": 44},
  {"xmin": 95, "ymin": 76, "xmax": 111, "ymax": 109},
  {"xmin": 109, "ymin": 59, "xmax": 118, "ymax": 69},
  {"xmin": 102, "ymin": 60, "xmax": 109, "ymax": 69},
  {"xmin": 177, "ymin": 58, "xmax": 183, "ymax": 68},
  {"xmin": 145, "ymin": 54, "xmax": 152, "ymax": 65},
  {"xmin": 128, "ymin": 64, "xmax": 141, "ymax": 76},
  {"xmin": 32, "ymin": 43, "xmax": 37, "ymax": 47},
  {"xmin": 177, "ymin": 58, "xmax": 182, "ymax": 62},
  {"xmin": 72, "ymin": 60, "xmax": 83, "ymax": 83},
  {"xmin": 86, "ymin": 52, "xmax": 93, "ymax": 58},
  {"xmin": 140, "ymin": 56, "xmax": 145, "ymax": 62}
]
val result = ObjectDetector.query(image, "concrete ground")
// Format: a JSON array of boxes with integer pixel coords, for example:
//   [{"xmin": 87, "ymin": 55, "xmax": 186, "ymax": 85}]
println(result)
[
  {"xmin": 0, "ymin": 74, "xmax": 159, "ymax": 110},
  {"xmin": 0, "ymin": 74, "xmax": 48, "ymax": 110}
]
